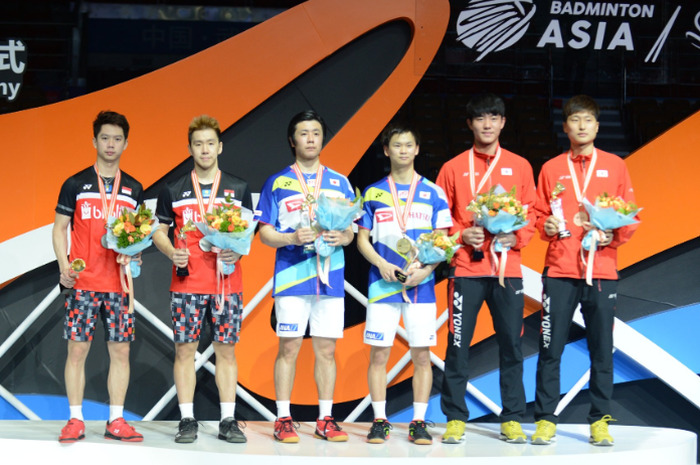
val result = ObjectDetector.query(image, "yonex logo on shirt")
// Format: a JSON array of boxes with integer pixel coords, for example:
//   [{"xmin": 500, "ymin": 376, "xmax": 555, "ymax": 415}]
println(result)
[
  {"xmin": 82, "ymin": 184, "xmax": 92, "ymax": 190},
  {"xmin": 365, "ymin": 331, "xmax": 384, "ymax": 341},
  {"xmin": 278, "ymin": 323, "xmax": 298, "ymax": 332},
  {"xmin": 182, "ymin": 191, "xmax": 191, "ymax": 197}
]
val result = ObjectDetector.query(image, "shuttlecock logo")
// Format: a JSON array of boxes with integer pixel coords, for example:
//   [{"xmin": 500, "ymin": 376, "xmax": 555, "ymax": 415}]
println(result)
[{"xmin": 456, "ymin": 0, "xmax": 536, "ymax": 62}]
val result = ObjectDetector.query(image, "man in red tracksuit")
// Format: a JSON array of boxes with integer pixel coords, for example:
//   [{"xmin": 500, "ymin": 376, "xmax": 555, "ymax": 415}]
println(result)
[
  {"xmin": 437, "ymin": 93, "xmax": 536, "ymax": 444},
  {"xmin": 531, "ymin": 95, "xmax": 639, "ymax": 447}
]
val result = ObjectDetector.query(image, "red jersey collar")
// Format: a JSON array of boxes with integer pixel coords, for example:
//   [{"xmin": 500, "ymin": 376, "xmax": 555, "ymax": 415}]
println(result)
[
  {"xmin": 472, "ymin": 144, "xmax": 500, "ymax": 160},
  {"xmin": 569, "ymin": 149, "xmax": 594, "ymax": 161}
]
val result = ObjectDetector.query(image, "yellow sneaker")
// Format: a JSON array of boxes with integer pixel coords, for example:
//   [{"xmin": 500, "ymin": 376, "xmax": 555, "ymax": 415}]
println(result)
[
  {"xmin": 531, "ymin": 419, "xmax": 556, "ymax": 445},
  {"xmin": 590, "ymin": 415, "xmax": 616, "ymax": 446},
  {"xmin": 500, "ymin": 421, "xmax": 526, "ymax": 444},
  {"xmin": 442, "ymin": 419, "xmax": 466, "ymax": 444}
]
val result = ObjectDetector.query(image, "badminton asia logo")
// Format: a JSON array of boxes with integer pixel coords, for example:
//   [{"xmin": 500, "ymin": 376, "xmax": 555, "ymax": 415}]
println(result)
[{"xmin": 456, "ymin": 0, "xmax": 537, "ymax": 62}]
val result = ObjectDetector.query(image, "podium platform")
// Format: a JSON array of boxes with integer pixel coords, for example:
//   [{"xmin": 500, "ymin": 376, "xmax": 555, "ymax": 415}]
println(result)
[{"xmin": 0, "ymin": 421, "xmax": 696, "ymax": 464}]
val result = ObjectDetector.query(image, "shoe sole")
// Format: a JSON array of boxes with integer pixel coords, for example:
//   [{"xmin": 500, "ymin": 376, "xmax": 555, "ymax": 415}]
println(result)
[
  {"xmin": 367, "ymin": 437, "xmax": 386, "ymax": 444},
  {"xmin": 441, "ymin": 436, "xmax": 465, "ymax": 444},
  {"xmin": 314, "ymin": 432, "xmax": 349, "ymax": 442},
  {"xmin": 590, "ymin": 438, "xmax": 613, "ymax": 446},
  {"xmin": 175, "ymin": 435, "xmax": 197, "ymax": 444},
  {"xmin": 499, "ymin": 433, "xmax": 527, "ymax": 444},
  {"xmin": 59, "ymin": 434, "xmax": 85, "ymax": 443},
  {"xmin": 104, "ymin": 433, "xmax": 143, "ymax": 442},
  {"xmin": 410, "ymin": 438, "xmax": 433, "ymax": 445},
  {"xmin": 218, "ymin": 434, "xmax": 247, "ymax": 443},
  {"xmin": 275, "ymin": 435, "xmax": 300, "ymax": 443},
  {"xmin": 531, "ymin": 437, "xmax": 555, "ymax": 445}
]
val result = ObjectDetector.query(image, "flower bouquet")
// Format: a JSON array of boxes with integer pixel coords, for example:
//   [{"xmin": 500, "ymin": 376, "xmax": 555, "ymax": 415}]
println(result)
[
  {"xmin": 104, "ymin": 204, "xmax": 159, "ymax": 312},
  {"xmin": 195, "ymin": 195, "xmax": 258, "ymax": 275},
  {"xmin": 309, "ymin": 190, "xmax": 365, "ymax": 285},
  {"xmin": 414, "ymin": 231, "xmax": 461, "ymax": 265},
  {"xmin": 579, "ymin": 192, "xmax": 641, "ymax": 285},
  {"xmin": 466, "ymin": 185, "xmax": 529, "ymax": 286}
]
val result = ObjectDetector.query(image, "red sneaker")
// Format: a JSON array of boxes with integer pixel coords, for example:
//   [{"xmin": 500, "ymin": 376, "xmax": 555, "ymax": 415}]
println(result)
[
  {"xmin": 315, "ymin": 416, "xmax": 349, "ymax": 442},
  {"xmin": 104, "ymin": 417, "xmax": 144, "ymax": 442},
  {"xmin": 59, "ymin": 419, "xmax": 85, "ymax": 443},
  {"xmin": 274, "ymin": 416, "xmax": 299, "ymax": 443}
]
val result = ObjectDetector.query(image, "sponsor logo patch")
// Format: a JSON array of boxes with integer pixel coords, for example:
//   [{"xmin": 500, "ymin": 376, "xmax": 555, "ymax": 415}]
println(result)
[
  {"xmin": 285, "ymin": 199, "xmax": 304, "ymax": 212},
  {"xmin": 278, "ymin": 323, "xmax": 299, "ymax": 332},
  {"xmin": 365, "ymin": 331, "xmax": 384, "ymax": 341},
  {"xmin": 82, "ymin": 184, "xmax": 92, "ymax": 190},
  {"xmin": 376, "ymin": 211, "xmax": 394, "ymax": 223}
]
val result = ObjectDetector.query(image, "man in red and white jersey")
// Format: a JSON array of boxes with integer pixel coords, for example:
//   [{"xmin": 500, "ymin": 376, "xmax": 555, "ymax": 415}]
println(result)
[
  {"xmin": 53, "ymin": 110, "xmax": 144, "ymax": 443},
  {"xmin": 153, "ymin": 115, "xmax": 252, "ymax": 444},
  {"xmin": 531, "ymin": 95, "xmax": 639, "ymax": 447}
]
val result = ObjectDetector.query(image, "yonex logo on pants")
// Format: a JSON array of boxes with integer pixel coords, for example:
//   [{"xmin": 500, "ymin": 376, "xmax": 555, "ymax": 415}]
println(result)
[
  {"xmin": 453, "ymin": 291, "xmax": 463, "ymax": 347},
  {"xmin": 541, "ymin": 295, "xmax": 551, "ymax": 349}
]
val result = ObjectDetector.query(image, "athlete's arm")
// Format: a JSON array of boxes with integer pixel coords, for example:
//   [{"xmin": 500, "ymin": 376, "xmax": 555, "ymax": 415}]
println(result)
[
  {"xmin": 357, "ymin": 228, "xmax": 401, "ymax": 283},
  {"xmin": 259, "ymin": 223, "xmax": 315, "ymax": 249},
  {"xmin": 402, "ymin": 228, "xmax": 446, "ymax": 288},
  {"xmin": 52, "ymin": 213, "xmax": 77, "ymax": 288},
  {"xmin": 153, "ymin": 223, "xmax": 189, "ymax": 268}
]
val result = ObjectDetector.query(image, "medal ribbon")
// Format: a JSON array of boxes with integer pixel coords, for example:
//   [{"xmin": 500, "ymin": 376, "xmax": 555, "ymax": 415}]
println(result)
[
  {"xmin": 94, "ymin": 163, "xmax": 122, "ymax": 224},
  {"xmin": 291, "ymin": 163, "xmax": 324, "ymax": 221},
  {"xmin": 566, "ymin": 148, "xmax": 598, "ymax": 204},
  {"xmin": 191, "ymin": 169, "xmax": 222, "ymax": 220},
  {"xmin": 567, "ymin": 148, "xmax": 598, "ymax": 284},
  {"xmin": 387, "ymin": 171, "xmax": 420, "ymax": 236},
  {"xmin": 469, "ymin": 145, "xmax": 501, "ymax": 198}
]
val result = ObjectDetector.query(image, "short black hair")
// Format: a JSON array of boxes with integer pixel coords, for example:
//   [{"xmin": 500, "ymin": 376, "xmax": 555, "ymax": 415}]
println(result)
[
  {"xmin": 381, "ymin": 123, "xmax": 421, "ymax": 148},
  {"xmin": 93, "ymin": 110, "xmax": 129, "ymax": 139},
  {"xmin": 563, "ymin": 95, "xmax": 600, "ymax": 120},
  {"xmin": 466, "ymin": 93, "xmax": 506, "ymax": 120},
  {"xmin": 287, "ymin": 110, "xmax": 326, "ymax": 156}
]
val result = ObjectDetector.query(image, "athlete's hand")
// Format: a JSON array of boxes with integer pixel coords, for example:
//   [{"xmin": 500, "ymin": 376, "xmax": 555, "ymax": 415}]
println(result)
[
  {"xmin": 598, "ymin": 229, "xmax": 614, "ymax": 246},
  {"xmin": 291, "ymin": 227, "xmax": 316, "ymax": 246},
  {"xmin": 377, "ymin": 258, "xmax": 402, "ymax": 283},
  {"xmin": 544, "ymin": 215, "xmax": 562, "ymax": 237},
  {"xmin": 403, "ymin": 264, "xmax": 431, "ymax": 288},
  {"xmin": 462, "ymin": 226, "xmax": 485, "ymax": 248},
  {"xmin": 219, "ymin": 248, "xmax": 241, "ymax": 265},
  {"xmin": 496, "ymin": 232, "xmax": 517, "ymax": 248},
  {"xmin": 171, "ymin": 248, "xmax": 189, "ymax": 268},
  {"xmin": 59, "ymin": 268, "xmax": 77, "ymax": 289},
  {"xmin": 322, "ymin": 230, "xmax": 345, "ymax": 247},
  {"xmin": 133, "ymin": 252, "xmax": 143, "ymax": 267}
]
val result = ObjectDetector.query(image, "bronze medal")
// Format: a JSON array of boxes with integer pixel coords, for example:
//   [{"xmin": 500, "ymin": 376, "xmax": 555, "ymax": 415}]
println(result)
[
  {"xmin": 573, "ymin": 211, "xmax": 589, "ymax": 227},
  {"xmin": 396, "ymin": 237, "xmax": 412, "ymax": 254}
]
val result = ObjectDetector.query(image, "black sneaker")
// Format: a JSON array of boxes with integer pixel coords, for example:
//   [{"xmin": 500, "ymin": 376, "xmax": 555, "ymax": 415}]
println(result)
[
  {"xmin": 218, "ymin": 417, "xmax": 247, "ymax": 443},
  {"xmin": 367, "ymin": 419, "xmax": 393, "ymax": 444},
  {"xmin": 175, "ymin": 417, "xmax": 198, "ymax": 444},
  {"xmin": 408, "ymin": 420, "xmax": 433, "ymax": 445}
]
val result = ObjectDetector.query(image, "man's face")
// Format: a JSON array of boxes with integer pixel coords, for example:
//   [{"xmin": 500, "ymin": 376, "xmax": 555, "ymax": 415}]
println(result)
[
  {"xmin": 290, "ymin": 120, "xmax": 323, "ymax": 161},
  {"xmin": 564, "ymin": 111, "xmax": 599, "ymax": 147},
  {"xmin": 93, "ymin": 124, "xmax": 128, "ymax": 164},
  {"xmin": 188, "ymin": 128, "xmax": 222, "ymax": 171},
  {"xmin": 467, "ymin": 113, "xmax": 505, "ymax": 147},
  {"xmin": 384, "ymin": 132, "xmax": 419, "ymax": 168}
]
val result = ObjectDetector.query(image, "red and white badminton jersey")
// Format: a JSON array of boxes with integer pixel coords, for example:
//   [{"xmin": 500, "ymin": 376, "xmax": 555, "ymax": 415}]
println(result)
[
  {"xmin": 156, "ymin": 171, "xmax": 252, "ymax": 295},
  {"xmin": 56, "ymin": 166, "xmax": 144, "ymax": 292}
]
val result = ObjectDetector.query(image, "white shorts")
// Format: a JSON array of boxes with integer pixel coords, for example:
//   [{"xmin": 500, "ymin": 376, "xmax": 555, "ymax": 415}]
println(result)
[
  {"xmin": 275, "ymin": 295, "xmax": 344, "ymax": 339},
  {"xmin": 364, "ymin": 302, "xmax": 437, "ymax": 348}
]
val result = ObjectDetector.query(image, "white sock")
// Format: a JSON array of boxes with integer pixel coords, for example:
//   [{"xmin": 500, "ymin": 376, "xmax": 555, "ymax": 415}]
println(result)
[
  {"xmin": 318, "ymin": 399, "xmax": 333, "ymax": 419},
  {"xmin": 69, "ymin": 405, "xmax": 83, "ymax": 421},
  {"xmin": 372, "ymin": 401, "xmax": 387, "ymax": 420},
  {"xmin": 179, "ymin": 403, "xmax": 195, "ymax": 420},
  {"xmin": 276, "ymin": 400, "xmax": 291, "ymax": 419},
  {"xmin": 109, "ymin": 405, "xmax": 124, "ymax": 423},
  {"xmin": 413, "ymin": 402, "xmax": 428, "ymax": 421},
  {"xmin": 221, "ymin": 402, "xmax": 235, "ymax": 421}
]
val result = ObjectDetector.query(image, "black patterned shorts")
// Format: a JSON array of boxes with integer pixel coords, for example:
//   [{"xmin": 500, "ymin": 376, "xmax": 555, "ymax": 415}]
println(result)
[
  {"xmin": 63, "ymin": 290, "xmax": 134, "ymax": 342},
  {"xmin": 171, "ymin": 292, "xmax": 243, "ymax": 344}
]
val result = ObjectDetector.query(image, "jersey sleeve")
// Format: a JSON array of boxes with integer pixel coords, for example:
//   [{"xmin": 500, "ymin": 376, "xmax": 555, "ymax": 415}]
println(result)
[
  {"xmin": 358, "ymin": 187, "xmax": 374, "ymax": 231},
  {"xmin": 56, "ymin": 177, "xmax": 77, "ymax": 218},
  {"xmin": 436, "ymin": 162, "xmax": 465, "ymax": 242},
  {"xmin": 432, "ymin": 184, "xmax": 453, "ymax": 230},
  {"xmin": 241, "ymin": 182, "xmax": 253, "ymax": 211},
  {"xmin": 534, "ymin": 163, "xmax": 557, "ymax": 243},
  {"xmin": 513, "ymin": 160, "xmax": 537, "ymax": 250},
  {"xmin": 155, "ymin": 185, "xmax": 175, "ymax": 226},
  {"xmin": 257, "ymin": 175, "xmax": 279, "ymax": 228}
]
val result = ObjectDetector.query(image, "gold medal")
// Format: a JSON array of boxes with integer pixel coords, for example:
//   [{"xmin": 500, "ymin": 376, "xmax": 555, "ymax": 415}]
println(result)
[
  {"xmin": 573, "ymin": 211, "xmax": 589, "ymax": 227},
  {"xmin": 396, "ymin": 237, "xmax": 412, "ymax": 254},
  {"xmin": 70, "ymin": 259, "xmax": 86, "ymax": 273}
]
